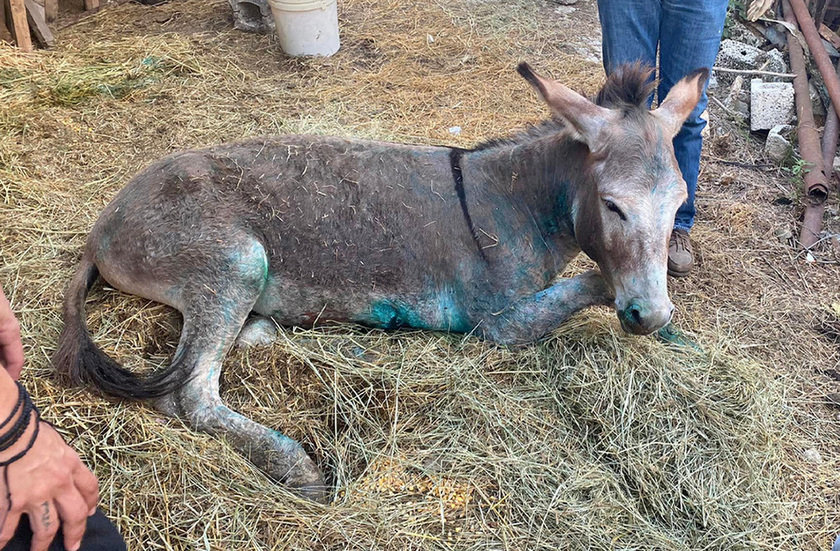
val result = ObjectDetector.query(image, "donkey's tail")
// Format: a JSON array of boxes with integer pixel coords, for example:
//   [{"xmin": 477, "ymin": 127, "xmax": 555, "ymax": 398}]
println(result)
[{"xmin": 54, "ymin": 257, "xmax": 188, "ymax": 399}]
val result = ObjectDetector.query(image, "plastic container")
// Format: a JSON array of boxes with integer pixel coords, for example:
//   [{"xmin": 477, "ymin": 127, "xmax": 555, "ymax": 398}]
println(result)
[{"xmin": 267, "ymin": 0, "xmax": 340, "ymax": 57}]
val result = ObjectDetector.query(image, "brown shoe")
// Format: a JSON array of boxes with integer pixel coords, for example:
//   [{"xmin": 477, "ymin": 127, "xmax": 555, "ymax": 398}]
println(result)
[{"xmin": 668, "ymin": 228, "xmax": 694, "ymax": 277}]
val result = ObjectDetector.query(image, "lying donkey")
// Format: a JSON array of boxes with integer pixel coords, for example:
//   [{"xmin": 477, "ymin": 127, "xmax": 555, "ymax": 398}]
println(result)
[{"xmin": 55, "ymin": 63, "xmax": 707, "ymax": 502}]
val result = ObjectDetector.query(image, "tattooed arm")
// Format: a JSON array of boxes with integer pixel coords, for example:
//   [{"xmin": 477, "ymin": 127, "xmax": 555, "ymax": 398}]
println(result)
[
  {"xmin": 0, "ymin": 287, "xmax": 99, "ymax": 551},
  {"xmin": 0, "ymin": 288, "xmax": 23, "ymax": 381}
]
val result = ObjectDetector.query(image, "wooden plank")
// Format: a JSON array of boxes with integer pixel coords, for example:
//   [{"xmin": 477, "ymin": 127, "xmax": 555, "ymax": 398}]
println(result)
[
  {"xmin": 84, "ymin": 0, "xmax": 99, "ymax": 10},
  {"xmin": 820, "ymin": 22, "xmax": 840, "ymax": 50},
  {"xmin": 24, "ymin": 0, "xmax": 52, "ymax": 47},
  {"xmin": 8, "ymin": 0, "xmax": 31, "ymax": 52},
  {"xmin": 0, "ymin": 0, "xmax": 13, "ymax": 43},
  {"xmin": 43, "ymin": 0, "xmax": 56, "ymax": 22}
]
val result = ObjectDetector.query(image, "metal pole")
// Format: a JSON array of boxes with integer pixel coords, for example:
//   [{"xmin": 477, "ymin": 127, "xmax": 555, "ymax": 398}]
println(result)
[
  {"xmin": 789, "ymin": 0, "xmax": 840, "ymax": 124},
  {"xmin": 783, "ymin": 0, "xmax": 828, "ymax": 247},
  {"xmin": 822, "ymin": 61, "xmax": 840, "ymax": 195}
]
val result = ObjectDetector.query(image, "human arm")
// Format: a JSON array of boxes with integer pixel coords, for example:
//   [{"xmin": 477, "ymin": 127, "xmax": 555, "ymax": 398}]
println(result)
[
  {"xmin": 0, "ymin": 384, "xmax": 100, "ymax": 551},
  {"xmin": 0, "ymin": 285, "xmax": 100, "ymax": 551},
  {"xmin": 0, "ymin": 287, "xmax": 24, "ymax": 380}
]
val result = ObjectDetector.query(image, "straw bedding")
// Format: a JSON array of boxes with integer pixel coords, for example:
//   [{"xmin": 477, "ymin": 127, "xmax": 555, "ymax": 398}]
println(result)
[{"xmin": 1, "ymin": 0, "xmax": 838, "ymax": 548}]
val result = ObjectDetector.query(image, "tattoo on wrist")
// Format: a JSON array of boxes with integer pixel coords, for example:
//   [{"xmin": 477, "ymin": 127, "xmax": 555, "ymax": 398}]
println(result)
[{"xmin": 41, "ymin": 501, "xmax": 50, "ymax": 529}]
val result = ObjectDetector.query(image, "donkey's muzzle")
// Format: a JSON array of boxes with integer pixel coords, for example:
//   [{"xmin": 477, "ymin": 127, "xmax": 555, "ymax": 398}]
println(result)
[{"xmin": 619, "ymin": 299, "xmax": 674, "ymax": 335}]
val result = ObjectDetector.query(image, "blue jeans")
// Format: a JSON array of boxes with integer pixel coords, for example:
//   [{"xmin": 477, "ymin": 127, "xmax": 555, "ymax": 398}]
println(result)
[{"xmin": 598, "ymin": 0, "xmax": 729, "ymax": 232}]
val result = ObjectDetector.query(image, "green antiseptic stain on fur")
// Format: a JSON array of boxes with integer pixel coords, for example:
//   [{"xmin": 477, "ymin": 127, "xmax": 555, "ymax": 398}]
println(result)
[
  {"xmin": 365, "ymin": 300, "xmax": 426, "ymax": 330},
  {"xmin": 363, "ymin": 293, "xmax": 472, "ymax": 333},
  {"xmin": 655, "ymin": 323, "xmax": 703, "ymax": 352}
]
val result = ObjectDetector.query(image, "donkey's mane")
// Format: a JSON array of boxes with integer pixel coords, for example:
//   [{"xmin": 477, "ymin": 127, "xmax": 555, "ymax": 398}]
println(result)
[
  {"xmin": 471, "ymin": 119, "xmax": 566, "ymax": 152},
  {"xmin": 471, "ymin": 63, "xmax": 655, "ymax": 152},
  {"xmin": 594, "ymin": 63, "xmax": 655, "ymax": 111}
]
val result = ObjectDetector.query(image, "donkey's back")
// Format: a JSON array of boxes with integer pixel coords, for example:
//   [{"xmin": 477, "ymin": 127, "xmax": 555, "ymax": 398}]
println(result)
[{"xmin": 90, "ymin": 136, "xmax": 488, "ymax": 331}]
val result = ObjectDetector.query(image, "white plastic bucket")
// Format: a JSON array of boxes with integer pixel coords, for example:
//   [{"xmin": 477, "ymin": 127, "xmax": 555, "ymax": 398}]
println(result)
[{"xmin": 267, "ymin": 0, "xmax": 340, "ymax": 57}]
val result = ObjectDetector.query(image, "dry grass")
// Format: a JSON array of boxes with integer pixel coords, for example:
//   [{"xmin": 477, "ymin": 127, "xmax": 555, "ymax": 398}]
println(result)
[{"xmin": 1, "ymin": 0, "xmax": 839, "ymax": 549}]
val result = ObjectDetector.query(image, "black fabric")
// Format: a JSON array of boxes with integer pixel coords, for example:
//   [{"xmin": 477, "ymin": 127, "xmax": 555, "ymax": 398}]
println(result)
[{"xmin": 2, "ymin": 509, "xmax": 126, "ymax": 551}]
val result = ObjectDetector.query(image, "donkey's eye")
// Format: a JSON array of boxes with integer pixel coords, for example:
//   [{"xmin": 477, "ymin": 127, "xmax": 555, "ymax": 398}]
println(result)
[{"xmin": 603, "ymin": 199, "xmax": 627, "ymax": 221}]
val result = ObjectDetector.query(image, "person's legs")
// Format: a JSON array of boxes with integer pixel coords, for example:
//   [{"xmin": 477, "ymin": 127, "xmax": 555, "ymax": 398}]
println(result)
[
  {"xmin": 2, "ymin": 510, "xmax": 126, "ymax": 551},
  {"xmin": 658, "ymin": 0, "xmax": 729, "ymax": 232},
  {"xmin": 597, "ymin": 0, "xmax": 660, "ymax": 86}
]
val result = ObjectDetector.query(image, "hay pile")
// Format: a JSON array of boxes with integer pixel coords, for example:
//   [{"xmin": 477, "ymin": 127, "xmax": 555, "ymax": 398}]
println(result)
[{"xmin": 1, "ymin": 0, "xmax": 838, "ymax": 548}]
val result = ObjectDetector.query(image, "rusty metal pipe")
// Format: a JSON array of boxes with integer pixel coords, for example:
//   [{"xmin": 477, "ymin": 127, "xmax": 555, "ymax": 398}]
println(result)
[
  {"xmin": 823, "ymin": 60, "xmax": 840, "ymax": 195},
  {"xmin": 783, "ymin": 0, "xmax": 827, "ymax": 248},
  {"xmin": 788, "ymin": 0, "xmax": 840, "ymax": 119}
]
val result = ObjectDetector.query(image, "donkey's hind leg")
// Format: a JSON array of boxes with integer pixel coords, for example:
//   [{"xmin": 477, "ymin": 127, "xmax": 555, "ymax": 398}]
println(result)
[
  {"xmin": 169, "ymin": 315, "xmax": 326, "ymax": 501},
  {"xmin": 169, "ymin": 309, "xmax": 326, "ymax": 501},
  {"xmin": 155, "ymin": 246, "xmax": 326, "ymax": 502}
]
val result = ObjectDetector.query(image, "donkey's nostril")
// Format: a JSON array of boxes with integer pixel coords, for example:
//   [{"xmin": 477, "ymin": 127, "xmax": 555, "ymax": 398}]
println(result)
[
  {"xmin": 620, "ymin": 300, "xmax": 673, "ymax": 334},
  {"xmin": 627, "ymin": 303, "xmax": 643, "ymax": 325}
]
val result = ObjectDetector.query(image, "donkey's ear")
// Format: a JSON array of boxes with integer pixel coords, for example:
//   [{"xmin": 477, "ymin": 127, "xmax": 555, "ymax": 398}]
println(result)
[
  {"xmin": 517, "ymin": 62, "xmax": 616, "ymax": 148},
  {"xmin": 653, "ymin": 68, "xmax": 709, "ymax": 136}
]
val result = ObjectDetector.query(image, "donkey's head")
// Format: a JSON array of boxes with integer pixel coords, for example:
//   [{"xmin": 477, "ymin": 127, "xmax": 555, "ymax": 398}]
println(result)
[{"xmin": 518, "ymin": 63, "xmax": 708, "ymax": 335}]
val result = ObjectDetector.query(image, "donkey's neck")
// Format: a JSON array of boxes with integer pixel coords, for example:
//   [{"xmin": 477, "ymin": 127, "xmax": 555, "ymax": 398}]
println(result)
[{"xmin": 459, "ymin": 132, "xmax": 589, "ymax": 271}]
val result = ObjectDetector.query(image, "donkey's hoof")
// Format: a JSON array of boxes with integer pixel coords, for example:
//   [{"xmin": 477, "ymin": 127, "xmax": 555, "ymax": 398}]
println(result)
[
  {"xmin": 294, "ymin": 480, "xmax": 329, "ymax": 504},
  {"xmin": 287, "ymin": 458, "xmax": 328, "ymax": 504},
  {"xmin": 236, "ymin": 317, "xmax": 277, "ymax": 348}
]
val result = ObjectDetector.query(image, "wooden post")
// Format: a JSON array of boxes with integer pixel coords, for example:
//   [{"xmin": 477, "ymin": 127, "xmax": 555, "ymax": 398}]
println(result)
[
  {"xmin": 8, "ymin": 0, "xmax": 32, "ymax": 52},
  {"xmin": 84, "ymin": 0, "xmax": 99, "ymax": 10}
]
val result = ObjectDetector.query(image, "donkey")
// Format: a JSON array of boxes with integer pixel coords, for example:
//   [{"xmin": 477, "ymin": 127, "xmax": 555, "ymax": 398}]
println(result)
[{"xmin": 54, "ymin": 63, "xmax": 707, "ymax": 502}]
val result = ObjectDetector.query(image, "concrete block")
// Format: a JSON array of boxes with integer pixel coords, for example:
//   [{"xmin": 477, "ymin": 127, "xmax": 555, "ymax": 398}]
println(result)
[
  {"xmin": 750, "ymin": 79, "xmax": 795, "ymax": 131},
  {"xmin": 718, "ymin": 39, "xmax": 763, "ymax": 70},
  {"xmin": 228, "ymin": 0, "xmax": 274, "ymax": 34},
  {"xmin": 716, "ymin": 40, "xmax": 764, "ymax": 88},
  {"xmin": 726, "ymin": 21, "xmax": 764, "ymax": 48},
  {"xmin": 707, "ymin": 73, "xmax": 718, "ymax": 90},
  {"xmin": 701, "ymin": 109, "xmax": 710, "ymax": 138},
  {"xmin": 715, "ymin": 41, "xmax": 789, "ymax": 88}
]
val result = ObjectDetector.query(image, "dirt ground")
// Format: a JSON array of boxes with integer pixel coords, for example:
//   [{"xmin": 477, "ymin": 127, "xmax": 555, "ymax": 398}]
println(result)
[{"xmin": 2, "ymin": 0, "xmax": 840, "ymax": 549}]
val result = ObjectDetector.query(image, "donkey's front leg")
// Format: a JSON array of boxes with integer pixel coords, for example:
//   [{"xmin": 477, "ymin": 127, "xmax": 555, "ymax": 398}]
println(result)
[{"xmin": 480, "ymin": 270, "xmax": 613, "ymax": 345}]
